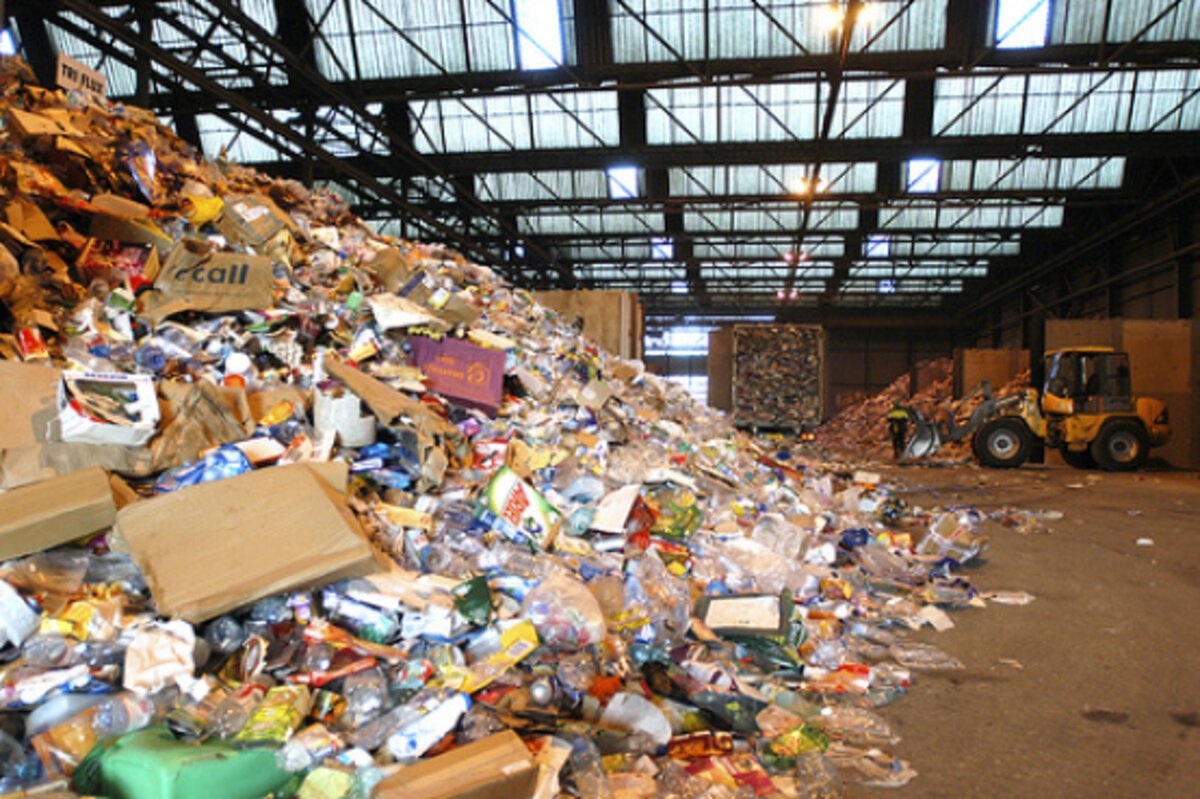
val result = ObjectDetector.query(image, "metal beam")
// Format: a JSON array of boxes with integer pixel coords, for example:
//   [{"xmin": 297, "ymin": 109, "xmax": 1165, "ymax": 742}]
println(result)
[
  {"xmin": 293, "ymin": 134, "xmax": 1200, "ymax": 175},
  {"xmin": 106, "ymin": 44, "xmax": 1200, "ymax": 107}
]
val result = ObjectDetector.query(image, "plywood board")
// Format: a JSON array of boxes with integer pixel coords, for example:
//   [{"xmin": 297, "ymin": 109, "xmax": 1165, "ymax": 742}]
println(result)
[
  {"xmin": 1120, "ymin": 320, "xmax": 1192, "ymax": 395},
  {"xmin": 535, "ymin": 290, "xmax": 643, "ymax": 360},
  {"xmin": 955, "ymin": 348, "xmax": 1030, "ymax": 397},
  {"xmin": 707, "ymin": 327, "xmax": 734, "ymax": 411}
]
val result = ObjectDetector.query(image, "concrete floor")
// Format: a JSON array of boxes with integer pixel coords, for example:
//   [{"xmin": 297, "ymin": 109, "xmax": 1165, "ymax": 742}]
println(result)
[{"xmin": 846, "ymin": 458, "xmax": 1200, "ymax": 799}]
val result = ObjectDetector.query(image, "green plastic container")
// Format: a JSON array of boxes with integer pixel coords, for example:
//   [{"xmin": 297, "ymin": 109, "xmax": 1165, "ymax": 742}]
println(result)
[{"xmin": 74, "ymin": 727, "xmax": 297, "ymax": 799}]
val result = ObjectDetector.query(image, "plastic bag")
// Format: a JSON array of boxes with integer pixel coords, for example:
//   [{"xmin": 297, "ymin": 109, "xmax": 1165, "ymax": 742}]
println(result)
[
  {"xmin": 154, "ymin": 445, "xmax": 253, "ymax": 494},
  {"xmin": 520, "ymin": 573, "xmax": 605, "ymax": 651}
]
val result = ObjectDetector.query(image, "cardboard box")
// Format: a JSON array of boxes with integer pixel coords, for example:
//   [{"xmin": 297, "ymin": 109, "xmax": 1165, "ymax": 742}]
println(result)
[
  {"xmin": 372, "ymin": 731, "xmax": 536, "ymax": 799},
  {"xmin": 0, "ymin": 467, "xmax": 116, "ymax": 560},
  {"xmin": 216, "ymin": 194, "xmax": 290, "ymax": 247},
  {"xmin": 58, "ymin": 372, "xmax": 160, "ymax": 447},
  {"xmin": 409, "ymin": 337, "xmax": 505, "ymax": 415},
  {"xmin": 115, "ymin": 464, "xmax": 381, "ymax": 622}
]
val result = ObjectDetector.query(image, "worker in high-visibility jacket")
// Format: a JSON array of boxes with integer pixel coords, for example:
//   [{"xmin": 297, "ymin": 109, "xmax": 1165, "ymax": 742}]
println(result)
[{"xmin": 886, "ymin": 401, "xmax": 910, "ymax": 459}]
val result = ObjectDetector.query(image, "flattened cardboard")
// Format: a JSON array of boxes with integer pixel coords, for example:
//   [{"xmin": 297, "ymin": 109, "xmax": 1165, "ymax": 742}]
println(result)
[
  {"xmin": 88, "ymin": 212, "xmax": 174, "ymax": 255},
  {"xmin": 409, "ymin": 337, "xmax": 505, "ymax": 415},
  {"xmin": 0, "ymin": 467, "xmax": 116, "ymax": 561},
  {"xmin": 363, "ymin": 247, "xmax": 414, "ymax": 293},
  {"xmin": 155, "ymin": 248, "xmax": 274, "ymax": 313},
  {"xmin": 216, "ymin": 194, "xmax": 290, "ymax": 247},
  {"xmin": 323, "ymin": 354, "xmax": 435, "ymax": 427},
  {"xmin": 5, "ymin": 198, "xmax": 59, "ymax": 241},
  {"xmin": 116, "ymin": 464, "xmax": 381, "ymax": 622},
  {"xmin": 0, "ymin": 361, "xmax": 61, "ymax": 448},
  {"xmin": 373, "ymin": 731, "xmax": 536, "ymax": 799},
  {"xmin": 6, "ymin": 108, "xmax": 73, "ymax": 138}
]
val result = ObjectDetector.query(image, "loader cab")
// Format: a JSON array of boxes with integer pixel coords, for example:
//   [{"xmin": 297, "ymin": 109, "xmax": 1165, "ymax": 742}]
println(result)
[{"xmin": 1043, "ymin": 348, "xmax": 1134, "ymax": 415}]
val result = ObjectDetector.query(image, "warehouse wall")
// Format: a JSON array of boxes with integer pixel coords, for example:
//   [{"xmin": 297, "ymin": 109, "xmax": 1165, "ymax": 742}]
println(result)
[
  {"xmin": 825, "ymin": 327, "xmax": 956, "ymax": 417},
  {"xmin": 976, "ymin": 202, "xmax": 1200, "ymax": 346}
]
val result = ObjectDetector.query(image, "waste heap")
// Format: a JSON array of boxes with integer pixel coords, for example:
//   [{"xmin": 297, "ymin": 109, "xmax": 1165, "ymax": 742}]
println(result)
[
  {"xmin": 812, "ymin": 361, "xmax": 1030, "ymax": 462},
  {"xmin": 0, "ymin": 63, "xmax": 1011, "ymax": 799}
]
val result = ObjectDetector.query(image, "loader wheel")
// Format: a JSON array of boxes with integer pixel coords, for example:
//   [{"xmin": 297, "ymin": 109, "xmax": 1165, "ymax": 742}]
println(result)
[
  {"xmin": 1060, "ymin": 447, "xmax": 1095, "ymax": 469},
  {"xmin": 1091, "ymin": 421, "xmax": 1149, "ymax": 472},
  {"xmin": 973, "ymin": 418, "xmax": 1032, "ymax": 468}
]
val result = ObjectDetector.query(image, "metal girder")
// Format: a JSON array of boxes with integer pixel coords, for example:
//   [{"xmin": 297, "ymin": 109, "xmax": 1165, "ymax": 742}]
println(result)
[
  {"xmin": 106, "ymin": 43, "xmax": 1200, "ymax": 108},
  {"xmin": 294, "ymin": 134, "xmax": 1200, "ymax": 176},
  {"xmin": 963, "ymin": 172, "xmax": 1200, "ymax": 317}
]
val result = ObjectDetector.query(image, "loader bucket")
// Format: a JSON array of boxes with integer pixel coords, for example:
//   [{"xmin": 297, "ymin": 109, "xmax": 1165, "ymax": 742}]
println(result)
[{"xmin": 903, "ymin": 423, "xmax": 942, "ymax": 459}]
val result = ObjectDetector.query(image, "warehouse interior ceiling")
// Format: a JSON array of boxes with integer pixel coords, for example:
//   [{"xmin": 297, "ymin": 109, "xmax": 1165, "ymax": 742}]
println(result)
[{"xmin": 10, "ymin": 0, "xmax": 1200, "ymax": 325}]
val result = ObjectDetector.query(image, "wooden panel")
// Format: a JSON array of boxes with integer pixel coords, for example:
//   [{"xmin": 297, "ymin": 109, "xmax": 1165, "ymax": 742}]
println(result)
[
  {"xmin": 707, "ymin": 327, "xmax": 734, "ymax": 411},
  {"xmin": 534, "ymin": 290, "xmax": 643, "ymax": 359},
  {"xmin": 1044, "ymin": 319, "xmax": 1120, "ymax": 350},
  {"xmin": 954, "ymin": 348, "xmax": 1030, "ymax": 396},
  {"xmin": 1120, "ymin": 320, "xmax": 1192, "ymax": 395},
  {"xmin": 915, "ymin": 358, "xmax": 954, "ymax": 393},
  {"xmin": 1149, "ymin": 392, "xmax": 1195, "ymax": 468}
]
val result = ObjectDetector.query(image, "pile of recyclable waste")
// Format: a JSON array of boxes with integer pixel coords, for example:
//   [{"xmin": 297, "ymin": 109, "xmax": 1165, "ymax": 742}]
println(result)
[
  {"xmin": 812, "ymin": 361, "xmax": 1031, "ymax": 462},
  {"xmin": 0, "ymin": 61, "xmax": 1024, "ymax": 799}
]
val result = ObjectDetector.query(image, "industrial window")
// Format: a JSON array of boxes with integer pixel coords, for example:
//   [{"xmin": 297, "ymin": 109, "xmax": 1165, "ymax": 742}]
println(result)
[
  {"xmin": 906, "ymin": 159, "xmax": 942, "ymax": 193},
  {"xmin": 866, "ymin": 234, "xmax": 891, "ymax": 257},
  {"xmin": 878, "ymin": 279, "xmax": 898, "ymax": 294},
  {"xmin": 995, "ymin": 0, "xmax": 1051, "ymax": 49},
  {"xmin": 607, "ymin": 166, "xmax": 640, "ymax": 199},
  {"xmin": 651, "ymin": 237, "xmax": 674, "ymax": 260},
  {"xmin": 514, "ymin": 0, "xmax": 564, "ymax": 69}
]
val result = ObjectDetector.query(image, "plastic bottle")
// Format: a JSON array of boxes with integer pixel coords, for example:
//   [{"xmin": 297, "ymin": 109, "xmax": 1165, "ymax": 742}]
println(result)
[
  {"xmin": 21, "ymin": 634, "xmax": 78, "ymax": 669},
  {"xmin": 276, "ymin": 723, "xmax": 344, "ymax": 772},
  {"xmin": 210, "ymin": 680, "xmax": 269, "ymax": 739},
  {"xmin": 340, "ymin": 669, "xmax": 390, "ymax": 730},
  {"xmin": 92, "ymin": 693, "xmax": 157, "ymax": 739},
  {"xmin": 383, "ymin": 692, "xmax": 471, "ymax": 761},
  {"xmin": 0, "ymin": 729, "xmax": 39, "ymax": 789},
  {"xmin": 0, "ymin": 580, "xmax": 39, "ymax": 649},
  {"xmin": 24, "ymin": 693, "xmax": 109, "ymax": 739},
  {"xmin": 321, "ymin": 591, "xmax": 398, "ymax": 643},
  {"xmin": 134, "ymin": 344, "xmax": 167, "ymax": 373},
  {"xmin": 565, "ymin": 736, "xmax": 615, "ymax": 799},
  {"xmin": 795, "ymin": 752, "xmax": 843, "ymax": 799},
  {"xmin": 204, "ymin": 615, "xmax": 247, "ymax": 656}
]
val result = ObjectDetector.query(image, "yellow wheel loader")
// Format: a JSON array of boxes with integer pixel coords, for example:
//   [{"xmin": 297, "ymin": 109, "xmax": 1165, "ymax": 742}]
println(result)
[{"xmin": 902, "ymin": 347, "xmax": 1171, "ymax": 471}]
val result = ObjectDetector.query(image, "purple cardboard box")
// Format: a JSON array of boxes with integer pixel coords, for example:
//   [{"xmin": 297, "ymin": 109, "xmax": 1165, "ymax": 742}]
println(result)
[{"xmin": 410, "ymin": 337, "xmax": 506, "ymax": 415}]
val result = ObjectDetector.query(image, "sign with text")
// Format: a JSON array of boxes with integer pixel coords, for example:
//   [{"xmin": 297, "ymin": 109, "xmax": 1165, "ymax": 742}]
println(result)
[
  {"xmin": 409, "ymin": 336, "xmax": 505, "ymax": 415},
  {"xmin": 55, "ymin": 54, "xmax": 106, "ymax": 100}
]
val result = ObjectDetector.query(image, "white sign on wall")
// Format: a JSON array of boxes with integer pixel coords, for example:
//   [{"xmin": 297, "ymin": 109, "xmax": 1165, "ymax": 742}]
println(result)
[{"xmin": 55, "ymin": 53, "xmax": 107, "ymax": 100}]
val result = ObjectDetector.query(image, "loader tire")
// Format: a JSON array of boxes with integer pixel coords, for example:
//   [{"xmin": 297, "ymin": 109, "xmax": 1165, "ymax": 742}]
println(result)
[
  {"xmin": 1091, "ymin": 421, "xmax": 1149, "ymax": 472},
  {"xmin": 973, "ymin": 418, "xmax": 1032, "ymax": 469}
]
